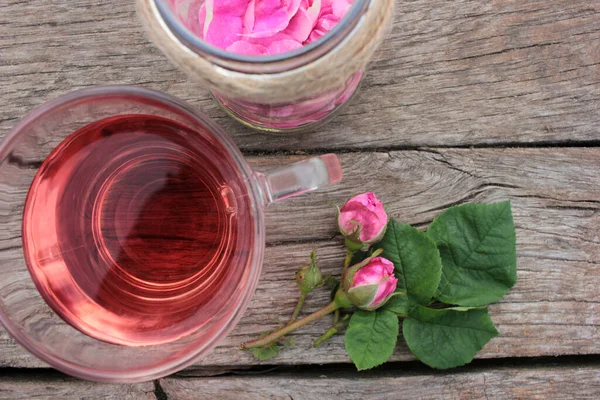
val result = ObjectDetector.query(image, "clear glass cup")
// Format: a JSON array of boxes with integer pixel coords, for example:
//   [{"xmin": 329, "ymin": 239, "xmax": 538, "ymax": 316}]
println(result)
[
  {"xmin": 136, "ymin": 0, "xmax": 395, "ymax": 133},
  {"xmin": 0, "ymin": 86, "xmax": 342, "ymax": 382}
]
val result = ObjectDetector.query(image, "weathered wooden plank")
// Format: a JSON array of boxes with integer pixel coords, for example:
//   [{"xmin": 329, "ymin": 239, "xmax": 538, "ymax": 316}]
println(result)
[
  {"xmin": 258, "ymin": 147, "xmax": 600, "ymax": 243},
  {"xmin": 0, "ymin": 0, "xmax": 598, "ymax": 150},
  {"xmin": 0, "ymin": 148, "xmax": 597, "ymax": 368},
  {"xmin": 160, "ymin": 365, "xmax": 600, "ymax": 400},
  {"xmin": 0, "ymin": 373, "xmax": 155, "ymax": 400}
]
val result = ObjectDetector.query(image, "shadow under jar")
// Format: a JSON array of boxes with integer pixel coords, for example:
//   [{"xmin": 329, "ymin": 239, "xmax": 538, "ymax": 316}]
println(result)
[{"xmin": 137, "ymin": 0, "xmax": 395, "ymax": 133}]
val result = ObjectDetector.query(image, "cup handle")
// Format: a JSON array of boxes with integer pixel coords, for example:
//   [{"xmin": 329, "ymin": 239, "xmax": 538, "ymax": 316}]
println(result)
[{"xmin": 256, "ymin": 154, "xmax": 343, "ymax": 204}]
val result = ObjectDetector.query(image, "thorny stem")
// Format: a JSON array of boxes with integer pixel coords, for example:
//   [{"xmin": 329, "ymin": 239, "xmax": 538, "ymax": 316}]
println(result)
[
  {"xmin": 240, "ymin": 302, "xmax": 340, "ymax": 350},
  {"xmin": 287, "ymin": 292, "xmax": 307, "ymax": 325}
]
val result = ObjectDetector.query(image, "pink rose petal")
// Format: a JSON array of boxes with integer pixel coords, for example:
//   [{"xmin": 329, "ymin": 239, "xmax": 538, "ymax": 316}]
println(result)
[
  {"xmin": 248, "ymin": 31, "xmax": 295, "ymax": 46},
  {"xmin": 204, "ymin": 13, "xmax": 244, "ymax": 49},
  {"xmin": 319, "ymin": 14, "xmax": 339, "ymax": 30},
  {"xmin": 246, "ymin": 3, "xmax": 290, "ymax": 37},
  {"xmin": 198, "ymin": 4, "xmax": 208, "ymax": 38},
  {"xmin": 319, "ymin": 4, "xmax": 333, "ymax": 16},
  {"xmin": 197, "ymin": 0, "xmax": 352, "ymax": 55},
  {"xmin": 243, "ymin": 0, "xmax": 256, "ymax": 33},
  {"xmin": 267, "ymin": 39, "xmax": 303, "ymax": 55},
  {"xmin": 351, "ymin": 264, "xmax": 387, "ymax": 287},
  {"xmin": 227, "ymin": 40, "xmax": 269, "ymax": 55},
  {"xmin": 287, "ymin": 0, "xmax": 303, "ymax": 17},
  {"xmin": 283, "ymin": 7, "xmax": 313, "ymax": 42},
  {"xmin": 307, "ymin": 0, "xmax": 323, "ymax": 23},
  {"xmin": 332, "ymin": 0, "xmax": 353, "ymax": 19},
  {"xmin": 250, "ymin": 12, "xmax": 290, "ymax": 38},
  {"xmin": 372, "ymin": 275, "xmax": 398, "ymax": 307},
  {"xmin": 212, "ymin": 0, "xmax": 249, "ymax": 14},
  {"xmin": 306, "ymin": 10, "xmax": 339, "ymax": 43},
  {"xmin": 306, "ymin": 28, "xmax": 325, "ymax": 43}
]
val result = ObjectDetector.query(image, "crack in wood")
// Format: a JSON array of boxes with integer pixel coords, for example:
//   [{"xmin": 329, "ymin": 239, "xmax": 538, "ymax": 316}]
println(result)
[
  {"xmin": 6, "ymin": 154, "xmax": 42, "ymax": 170},
  {"xmin": 153, "ymin": 380, "xmax": 168, "ymax": 400}
]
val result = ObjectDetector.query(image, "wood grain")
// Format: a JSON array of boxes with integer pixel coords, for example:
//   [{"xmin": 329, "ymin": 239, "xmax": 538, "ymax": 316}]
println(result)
[
  {"xmin": 0, "ymin": 0, "xmax": 598, "ymax": 150},
  {"xmin": 0, "ymin": 0, "xmax": 598, "ymax": 391},
  {"xmin": 160, "ymin": 365, "xmax": 600, "ymax": 400},
  {"xmin": 0, "ymin": 148, "xmax": 597, "ymax": 368},
  {"xmin": 0, "ymin": 373, "xmax": 155, "ymax": 400},
  {"xmin": 256, "ymin": 147, "xmax": 600, "ymax": 243}
]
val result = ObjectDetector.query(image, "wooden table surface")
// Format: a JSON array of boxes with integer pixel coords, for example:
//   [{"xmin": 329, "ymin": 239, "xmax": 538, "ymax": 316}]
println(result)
[{"xmin": 1, "ymin": 0, "xmax": 599, "ymax": 398}]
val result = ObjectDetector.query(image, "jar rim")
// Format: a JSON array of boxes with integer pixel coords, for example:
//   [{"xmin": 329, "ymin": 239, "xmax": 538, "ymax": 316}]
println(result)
[{"xmin": 154, "ymin": 0, "xmax": 372, "ymax": 71}]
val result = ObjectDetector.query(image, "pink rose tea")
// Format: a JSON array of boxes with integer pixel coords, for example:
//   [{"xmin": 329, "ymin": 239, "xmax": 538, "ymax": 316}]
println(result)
[{"xmin": 22, "ymin": 114, "xmax": 255, "ymax": 346}]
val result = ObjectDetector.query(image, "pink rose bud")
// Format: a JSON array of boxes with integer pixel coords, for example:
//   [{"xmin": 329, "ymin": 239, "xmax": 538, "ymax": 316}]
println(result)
[
  {"xmin": 345, "ymin": 257, "xmax": 398, "ymax": 311},
  {"xmin": 338, "ymin": 192, "xmax": 388, "ymax": 249}
]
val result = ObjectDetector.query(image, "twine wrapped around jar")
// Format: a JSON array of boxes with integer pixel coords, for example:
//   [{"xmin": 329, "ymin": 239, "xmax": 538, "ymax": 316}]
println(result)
[{"xmin": 136, "ymin": 0, "xmax": 394, "ymax": 105}]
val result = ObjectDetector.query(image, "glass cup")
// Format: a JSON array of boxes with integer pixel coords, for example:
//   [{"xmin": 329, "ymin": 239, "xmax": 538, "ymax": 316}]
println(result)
[
  {"xmin": 136, "ymin": 0, "xmax": 395, "ymax": 133},
  {"xmin": 0, "ymin": 86, "xmax": 342, "ymax": 382}
]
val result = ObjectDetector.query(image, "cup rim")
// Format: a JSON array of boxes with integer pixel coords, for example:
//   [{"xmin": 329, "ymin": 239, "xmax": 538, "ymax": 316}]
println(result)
[{"xmin": 0, "ymin": 85, "xmax": 266, "ymax": 382}]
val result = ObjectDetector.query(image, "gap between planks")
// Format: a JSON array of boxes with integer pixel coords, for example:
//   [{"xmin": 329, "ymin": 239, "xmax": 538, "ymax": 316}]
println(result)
[
  {"xmin": 239, "ymin": 141, "xmax": 600, "ymax": 158},
  {"xmin": 1, "ymin": 356, "xmax": 600, "ymax": 400}
]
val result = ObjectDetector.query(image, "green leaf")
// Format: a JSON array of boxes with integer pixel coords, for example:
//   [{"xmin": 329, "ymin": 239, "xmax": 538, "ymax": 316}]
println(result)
[
  {"xmin": 248, "ymin": 330, "xmax": 295, "ymax": 361},
  {"xmin": 403, "ymin": 305, "xmax": 498, "ymax": 369},
  {"xmin": 373, "ymin": 220, "xmax": 442, "ymax": 306},
  {"xmin": 277, "ymin": 336, "xmax": 296, "ymax": 348},
  {"xmin": 345, "ymin": 310, "xmax": 399, "ymax": 370},
  {"xmin": 381, "ymin": 293, "xmax": 409, "ymax": 316},
  {"xmin": 427, "ymin": 201, "xmax": 517, "ymax": 306},
  {"xmin": 250, "ymin": 344, "xmax": 279, "ymax": 361}
]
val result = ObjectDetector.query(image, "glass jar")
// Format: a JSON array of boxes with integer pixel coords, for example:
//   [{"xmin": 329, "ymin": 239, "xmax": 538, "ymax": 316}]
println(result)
[{"xmin": 136, "ymin": 0, "xmax": 395, "ymax": 133}]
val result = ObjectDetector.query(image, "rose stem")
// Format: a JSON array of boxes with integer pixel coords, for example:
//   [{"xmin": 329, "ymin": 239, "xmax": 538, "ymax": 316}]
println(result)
[
  {"xmin": 313, "ymin": 316, "xmax": 350, "ymax": 348},
  {"xmin": 333, "ymin": 309, "xmax": 340, "ymax": 324},
  {"xmin": 240, "ymin": 302, "xmax": 340, "ymax": 350},
  {"xmin": 313, "ymin": 327, "xmax": 338, "ymax": 348},
  {"xmin": 287, "ymin": 292, "xmax": 307, "ymax": 325},
  {"xmin": 343, "ymin": 249, "xmax": 354, "ymax": 272}
]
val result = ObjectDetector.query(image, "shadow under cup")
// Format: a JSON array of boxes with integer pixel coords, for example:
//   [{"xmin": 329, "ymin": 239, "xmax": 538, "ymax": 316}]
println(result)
[{"xmin": 0, "ymin": 87, "xmax": 265, "ymax": 382}]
